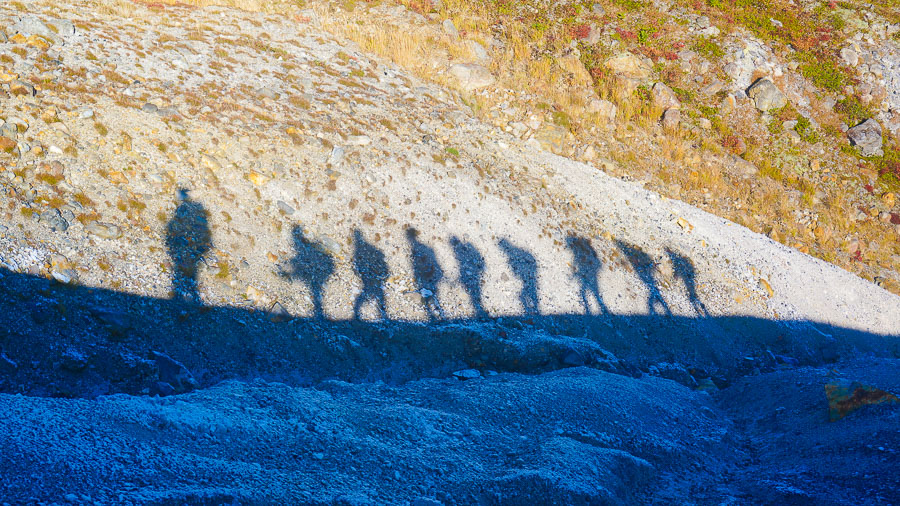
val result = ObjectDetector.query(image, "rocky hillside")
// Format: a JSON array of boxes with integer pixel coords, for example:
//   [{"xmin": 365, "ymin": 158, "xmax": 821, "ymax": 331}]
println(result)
[{"xmin": 0, "ymin": 0, "xmax": 899, "ymax": 504}]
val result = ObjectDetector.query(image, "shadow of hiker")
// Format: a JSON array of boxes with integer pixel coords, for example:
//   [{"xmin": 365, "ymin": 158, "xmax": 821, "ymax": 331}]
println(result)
[
  {"xmin": 566, "ymin": 235, "xmax": 608, "ymax": 315},
  {"xmin": 666, "ymin": 247, "xmax": 709, "ymax": 316},
  {"xmin": 616, "ymin": 240, "xmax": 671, "ymax": 316},
  {"xmin": 280, "ymin": 226, "xmax": 335, "ymax": 320},
  {"xmin": 165, "ymin": 189, "xmax": 211, "ymax": 304},
  {"xmin": 406, "ymin": 227, "xmax": 444, "ymax": 320},
  {"xmin": 352, "ymin": 229, "xmax": 389, "ymax": 320},
  {"xmin": 498, "ymin": 238, "xmax": 539, "ymax": 316},
  {"xmin": 450, "ymin": 235, "xmax": 488, "ymax": 319}
]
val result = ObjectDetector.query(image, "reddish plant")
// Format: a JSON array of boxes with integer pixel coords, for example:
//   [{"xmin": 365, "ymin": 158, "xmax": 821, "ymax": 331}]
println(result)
[
  {"xmin": 615, "ymin": 28, "xmax": 637, "ymax": 41},
  {"xmin": 672, "ymin": 41, "xmax": 685, "ymax": 50},
  {"xmin": 572, "ymin": 23, "xmax": 591, "ymax": 40},
  {"xmin": 721, "ymin": 135, "xmax": 744, "ymax": 154},
  {"xmin": 879, "ymin": 160, "xmax": 900, "ymax": 182},
  {"xmin": 589, "ymin": 67, "xmax": 606, "ymax": 81}
]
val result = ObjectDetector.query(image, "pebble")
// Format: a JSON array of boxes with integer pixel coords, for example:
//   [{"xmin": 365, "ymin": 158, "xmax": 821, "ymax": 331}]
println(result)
[
  {"xmin": 84, "ymin": 222, "xmax": 123, "ymax": 239},
  {"xmin": 453, "ymin": 369, "xmax": 481, "ymax": 380}
]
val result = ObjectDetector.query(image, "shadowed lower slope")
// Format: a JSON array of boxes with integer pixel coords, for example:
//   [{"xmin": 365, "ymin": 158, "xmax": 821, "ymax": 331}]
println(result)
[{"xmin": 1, "ymin": 266, "xmax": 897, "ymax": 399}]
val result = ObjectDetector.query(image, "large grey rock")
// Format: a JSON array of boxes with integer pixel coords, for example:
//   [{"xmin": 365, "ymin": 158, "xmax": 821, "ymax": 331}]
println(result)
[
  {"xmin": 747, "ymin": 78, "xmax": 787, "ymax": 111},
  {"xmin": 448, "ymin": 63, "xmax": 494, "ymax": 92},
  {"xmin": 847, "ymin": 119, "xmax": 884, "ymax": 157}
]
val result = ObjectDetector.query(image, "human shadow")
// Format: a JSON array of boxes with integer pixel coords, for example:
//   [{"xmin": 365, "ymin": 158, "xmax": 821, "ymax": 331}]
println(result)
[
  {"xmin": 450, "ymin": 235, "xmax": 488, "ymax": 319},
  {"xmin": 352, "ymin": 229, "xmax": 389, "ymax": 320},
  {"xmin": 406, "ymin": 227, "xmax": 444, "ymax": 320},
  {"xmin": 165, "ymin": 189, "xmax": 211, "ymax": 304},
  {"xmin": 616, "ymin": 240, "xmax": 671, "ymax": 316},
  {"xmin": 566, "ymin": 234, "xmax": 608, "ymax": 315},
  {"xmin": 498, "ymin": 238, "xmax": 539, "ymax": 315},
  {"xmin": 280, "ymin": 226, "xmax": 335, "ymax": 320},
  {"xmin": 666, "ymin": 247, "xmax": 708, "ymax": 316}
]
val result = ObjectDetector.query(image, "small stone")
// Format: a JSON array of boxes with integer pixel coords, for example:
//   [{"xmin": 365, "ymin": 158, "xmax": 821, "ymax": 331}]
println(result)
[
  {"xmin": 268, "ymin": 302, "xmax": 292, "ymax": 323},
  {"xmin": 465, "ymin": 40, "xmax": 489, "ymax": 62},
  {"xmin": 448, "ymin": 63, "xmax": 495, "ymax": 92},
  {"xmin": 882, "ymin": 192, "xmax": 896, "ymax": 208},
  {"xmin": 0, "ymin": 136, "xmax": 16, "ymax": 154},
  {"xmin": 676, "ymin": 217, "xmax": 693, "ymax": 232},
  {"xmin": 142, "ymin": 103, "xmax": 159, "ymax": 113},
  {"xmin": 39, "ymin": 208, "xmax": 68, "ymax": 232},
  {"xmin": 452, "ymin": 369, "xmax": 481, "ymax": 380},
  {"xmin": 149, "ymin": 350, "xmax": 198, "ymax": 393},
  {"xmin": 9, "ymin": 80, "xmax": 35, "ymax": 97},
  {"xmin": 277, "ymin": 200, "xmax": 295, "ymax": 215},
  {"xmin": 747, "ymin": 78, "xmax": 787, "ymax": 111},
  {"xmin": 758, "ymin": 278, "xmax": 774, "ymax": 298},
  {"xmin": 661, "ymin": 108, "xmax": 681, "ymax": 130},
  {"xmin": 840, "ymin": 47, "xmax": 859, "ymax": 67},
  {"xmin": 442, "ymin": 19, "xmax": 458, "ymax": 39},
  {"xmin": 328, "ymin": 146, "xmax": 345, "ymax": 165},
  {"xmin": 847, "ymin": 119, "xmax": 883, "ymax": 157},
  {"xmin": 256, "ymin": 87, "xmax": 279, "ymax": 100},
  {"xmin": 347, "ymin": 135, "xmax": 371, "ymax": 146},
  {"xmin": 200, "ymin": 153, "xmax": 221, "ymax": 171},
  {"xmin": 248, "ymin": 171, "xmax": 269, "ymax": 186},
  {"xmin": 84, "ymin": 222, "xmax": 122, "ymax": 240}
]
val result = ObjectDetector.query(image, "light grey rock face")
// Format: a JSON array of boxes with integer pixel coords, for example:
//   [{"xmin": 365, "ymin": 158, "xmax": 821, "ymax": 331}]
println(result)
[
  {"xmin": 847, "ymin": 119, "xmax": 884, "ymax": 157},
  {"xmin": 747, "ymin": 78, "xmax": 787, "ymax": 111},
  {"xmin": 448, "ymin": 63, "xmax": 494, "ymax": 91},
  {"xmin": 7, "ymin": 15, "xmax": 55, "ymax": 39}
]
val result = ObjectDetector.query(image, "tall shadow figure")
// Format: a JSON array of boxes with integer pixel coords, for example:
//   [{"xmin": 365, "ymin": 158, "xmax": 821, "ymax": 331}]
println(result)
[
  {"xmin": 566, "ymin": 234, "xmax": 608, "ymax": 315},
  {"xmin": 352, "ymin": 229, "xmax": 389, "ymax": 320},
  {"xmin": 165, "ymin": 189, "xmax": 211, "ymax": 304},
  {"xmin": 280, "ymin": 226, "xmax": 335, "ymax": 320},
  {"xmin": 666, "ymin": 247, "xmax": 708, "ymax": 316},
  {"xmin": 498, "ymin": 238, "xmax": 539, "ymax": 316},
  {"xmin": 616, "ymin": 240, "xmax": 671, "ymax": 316},
  {"xmin": 450, "ymin": 235, "xmax": 488, "ymax": 319},
  {"xmin": 406, "ymin": 227, "xmax": 444, "ymax": 320}
]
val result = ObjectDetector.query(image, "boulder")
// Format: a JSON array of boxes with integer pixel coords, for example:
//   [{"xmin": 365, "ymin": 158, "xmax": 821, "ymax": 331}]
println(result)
[
  {"xmin": 652, "ymin": 82, "xmax": 681, "ymax": 110},
  {"xmin": 533, "ymin": 124, "xmax": 570, "ymax": 154},
  {"xmin": 661, "ymin": 108, "xmax": 681, "ymax": 130},
  {"xmin": 448, "ymin": 63, "xmax": 494, "ymax": 92},
  {"xmin": 747, "ymin": 78, "xmax": 787, "ymax": 111},
  {"xmin": 847, "ymin": 119, "xmax": 883, "ymax": 157},
  {"xmin": 587, "ymin": 98, "xmax": 617, "ymax": 123},
  {"xmin": 605, "ymin": 52, "xmax": 652, "ymax": 80},
  {"xmin": 558, "ymin": 55, "xmax": 592, "ymax": 85}
]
